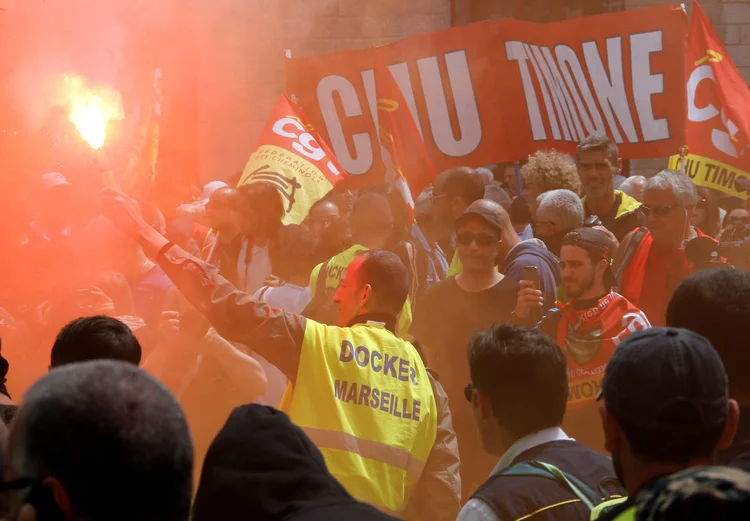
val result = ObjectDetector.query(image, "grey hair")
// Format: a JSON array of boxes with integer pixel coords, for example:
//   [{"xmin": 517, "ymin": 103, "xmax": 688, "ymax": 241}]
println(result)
[
  {"xmin": 536, "ymin": 189, "xmax": 585, "ymax": 232},
  {"xmin": 13, "ymin": 361, "xmax": 193, "ymax": 521},
  {"xmin": 645, "ymin": 169, "xmax": 698, "ymax": 208},
  {"xmin": 475, "ymin": 167, "xmax": 495, "ymax": 185}
]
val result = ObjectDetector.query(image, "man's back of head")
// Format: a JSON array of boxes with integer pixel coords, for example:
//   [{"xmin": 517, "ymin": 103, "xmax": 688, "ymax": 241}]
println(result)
[
  {"xmin": 536, "ymin": 189, "xmax": 585, "ymax": 234},
  {"xmin": 355, "ymin": 249, "xmax": 409, "ymax": 316},
  {"xmin": 667, "ymin": 269, "xmax": 750, "ymax": 399},
  {"xmin": 468, "ymin": 324, "xmax": 568, "ymax": 449},
  {"xmin": 51, "ymin": 315, "xmax": 142, "ymax": 368},
  {"xmin": 10, "ymin": 360, "xmax": 193, "ymax": 521},
  {"xmin": 599, "ymin": 327, "xmax": 739, "ymax": 492}
]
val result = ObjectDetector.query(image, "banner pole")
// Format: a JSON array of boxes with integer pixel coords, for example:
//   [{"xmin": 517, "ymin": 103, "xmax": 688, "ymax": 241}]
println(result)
[
  {"xmin": 679, "ymin": 145, "xmax": 688, "ymax": 175},
  {"xmin": 514, "ymin": 161, "xmax": 522, "ymax": 197}
]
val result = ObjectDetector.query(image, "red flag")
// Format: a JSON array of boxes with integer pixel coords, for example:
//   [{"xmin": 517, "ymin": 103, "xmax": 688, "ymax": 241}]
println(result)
[
  {"xmin": 672, "ymin": 1, "xmax": 750, "ymax": 199},
  {"xmin": 239, "ymin": 95, "xmax": 346, "ymax": 224},
  {"xmin": 374, "ymin": 55, "xmax": 438, "ymax": 212}
]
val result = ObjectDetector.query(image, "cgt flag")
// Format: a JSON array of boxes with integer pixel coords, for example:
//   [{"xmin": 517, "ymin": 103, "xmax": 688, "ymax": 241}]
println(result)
[
  {"xmin": 670, "ymin": 1, "xmax": 750, "ymax": 200},
  {"xmin": 239, "ymin": 95, "xmax": 346, "ymax": 224},
  {"xmin": 374, "ymin": 52, "xmax": 438, "ymax": 213}
]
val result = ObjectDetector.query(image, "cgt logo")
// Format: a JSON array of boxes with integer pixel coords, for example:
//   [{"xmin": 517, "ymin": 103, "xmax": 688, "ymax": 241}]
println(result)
[
  {"xmin": 688, "ymin": 51, "xmax": 750, "ymax": 160},
  {"xmin": 272, "ymin": 116, "xmax": 342, "ymax": 178}
]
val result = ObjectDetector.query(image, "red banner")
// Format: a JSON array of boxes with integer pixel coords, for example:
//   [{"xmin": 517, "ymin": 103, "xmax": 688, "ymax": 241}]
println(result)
[
  {"xmin": 670, "ymin": 1, "xmax": 750, "ymax": 200},
  {"xmin": 375, "ymin": 51, "xmax": 438, "ymax": 211},
  {"xmin": 238, "ymin": 95, "xmax": 346, "ymax": 224},
  {"xmin": 287, "ymin": 5, "xmax": 687, "ymax": 188}
]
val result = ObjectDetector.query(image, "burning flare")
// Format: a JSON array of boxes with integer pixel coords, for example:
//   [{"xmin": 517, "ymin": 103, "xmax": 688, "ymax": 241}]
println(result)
[{"xmin": 62, "ymin": 75, "xmax": 124, "ymax": 149}]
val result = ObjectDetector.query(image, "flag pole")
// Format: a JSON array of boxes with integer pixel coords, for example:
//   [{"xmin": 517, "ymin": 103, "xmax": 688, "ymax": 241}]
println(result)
[
  {"xmin": 514, "ymin": 161, "xmax": 522, "ymax": 196},
  {"xmin": 679, "ymin": 145, "xmax": 688, "ymax": 175}
]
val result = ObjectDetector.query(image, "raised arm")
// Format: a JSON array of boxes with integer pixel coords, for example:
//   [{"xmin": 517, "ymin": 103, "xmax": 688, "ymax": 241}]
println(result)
[{"xmin": 102, "ymin": 188, "xmax": 306, "ymax": 382}]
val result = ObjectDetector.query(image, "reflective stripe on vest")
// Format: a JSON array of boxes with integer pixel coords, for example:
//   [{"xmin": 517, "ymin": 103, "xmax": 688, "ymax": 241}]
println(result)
[
  {"xmin": 284, "ymin": 320, "xmax": 438, "ymax": 513},
  {"xmin": 303, "ymin": 427, "xmax": 426, "ymax": 481}
]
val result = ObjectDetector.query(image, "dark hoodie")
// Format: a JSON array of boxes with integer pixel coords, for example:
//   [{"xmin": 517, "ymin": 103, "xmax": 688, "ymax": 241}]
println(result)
[
  {"xmin": 193, "ymin": 405, "xmax": 400, "ymax": 521},
  {"xmin": 502, "ymin": 239, "xmax": 562, "ymax": 311}
]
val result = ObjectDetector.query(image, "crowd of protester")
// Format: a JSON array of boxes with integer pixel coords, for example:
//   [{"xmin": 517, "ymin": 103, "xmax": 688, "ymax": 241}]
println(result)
[{"xmin": 0, "ymin": 133, "xmax": 749, "ymax": 520}]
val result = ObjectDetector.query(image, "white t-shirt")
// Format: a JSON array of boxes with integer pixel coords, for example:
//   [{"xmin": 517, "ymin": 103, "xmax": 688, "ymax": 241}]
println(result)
[{"xmin": 237, "ymin": 238, "xmax": 272, "ymax": 295}]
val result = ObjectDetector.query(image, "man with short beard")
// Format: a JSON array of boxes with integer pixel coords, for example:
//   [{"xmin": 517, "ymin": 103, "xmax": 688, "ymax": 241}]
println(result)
[{"xmin": 514, "ymin": 228, "xmax": 650, "ymax": 453}]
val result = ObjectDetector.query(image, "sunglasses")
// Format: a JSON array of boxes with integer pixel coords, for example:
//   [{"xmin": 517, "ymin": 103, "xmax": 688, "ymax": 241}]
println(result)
[
  {"xmin": 464, "ymin": 383, "xmax": 475, "ymax": 402},
  {"xmin": 641, "ymin": 204, "xmax": 679, "ymax": 217},
  {"xmin": 456, "ymin": 231, "xmax": 498, "ymax": 247}
]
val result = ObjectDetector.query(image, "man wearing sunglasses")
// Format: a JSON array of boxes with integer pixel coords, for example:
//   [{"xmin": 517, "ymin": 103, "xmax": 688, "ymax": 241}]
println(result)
[
  {"xmin": 514, "ymin": 227, "xmax": 650, "ymax": 453},
  {"xmin": 614, "ymin": 169, "xmax": 711, "ymax": 327},
  {"xmin": 413, "ymin": 200, "xmax": 519, "ymax": 498}
]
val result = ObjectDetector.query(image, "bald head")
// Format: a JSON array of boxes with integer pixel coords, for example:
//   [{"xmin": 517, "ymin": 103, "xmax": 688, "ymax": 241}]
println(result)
[
  {"xmin": 209, "ymin": 186, "xmax": 237, "ymax": 205},
  {"xmin": 433, "ymin": 166, "xmax": 485, "ymax": 225}
]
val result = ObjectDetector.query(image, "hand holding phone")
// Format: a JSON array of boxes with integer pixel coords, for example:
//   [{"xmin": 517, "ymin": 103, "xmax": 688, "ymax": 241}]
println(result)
[{"xmin": 515, "ymin": 266, "xmax": 543, "ymax": 323}]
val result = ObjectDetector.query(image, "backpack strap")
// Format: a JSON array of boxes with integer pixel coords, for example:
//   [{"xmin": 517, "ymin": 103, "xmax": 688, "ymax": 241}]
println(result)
[
  {"xmin": 614, "ymin": 227, "xmax": 648, "ymax": 283},
  {"xmin": 499, "ymin": 461, "xmax": 598, "ymax": 511}
]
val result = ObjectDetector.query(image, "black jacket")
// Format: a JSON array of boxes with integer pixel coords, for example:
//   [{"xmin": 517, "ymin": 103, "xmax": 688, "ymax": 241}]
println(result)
[
  {"xmin": 472, "ymin": 440, "xmax": 622, "ymax": 521},
  {"xmin": 193, "ymin": 405, "xmax": 399, "ymax": 521}
]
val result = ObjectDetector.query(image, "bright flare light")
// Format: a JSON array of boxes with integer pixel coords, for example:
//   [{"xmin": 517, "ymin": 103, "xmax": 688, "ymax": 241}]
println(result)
[{"xmin": 63, "ymin": 75, "xmax": 124, "ymax": 149}]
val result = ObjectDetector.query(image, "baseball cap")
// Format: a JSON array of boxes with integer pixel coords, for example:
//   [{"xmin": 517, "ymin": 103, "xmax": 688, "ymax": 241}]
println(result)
[
  {"xmin": 456, "ymin": 205, "xmax": 503, "ymax": 235},
  {"xmin": 599, "ymin": 327, "xmax": 729, "ymax": 434},
  {"xmin": 562, "ymin": 227, "xmax": 617, "ymax": 288},
  {"xmin": 198, "ymin": 181, "xmax": 229, "ymax": 204},
  {"xmin": 41, "ymin": 172, "xmax": 71, "ymax": 190}
]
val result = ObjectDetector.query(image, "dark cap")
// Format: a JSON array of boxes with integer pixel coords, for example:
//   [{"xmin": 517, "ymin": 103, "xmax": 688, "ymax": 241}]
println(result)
[
  {"xmin": 599, "ymin": 327, "xmax": 729, "ymax": 433},
  {"xmin": 562, "ymin": 228, "xmax": 617, "ymax": 288},
  {"xmin": 456, "ymin": 206, "xmax": 503, "ymax": 235}
]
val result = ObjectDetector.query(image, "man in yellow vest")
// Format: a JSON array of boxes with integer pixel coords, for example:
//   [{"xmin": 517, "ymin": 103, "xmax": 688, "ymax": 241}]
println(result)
[
  {"xmin": 102, "ymin": 188, "xmax": 462, "ymax": 521},
  {"xmin": 306, "ymin": 193, "xmax": 413, "ymax": 336}
]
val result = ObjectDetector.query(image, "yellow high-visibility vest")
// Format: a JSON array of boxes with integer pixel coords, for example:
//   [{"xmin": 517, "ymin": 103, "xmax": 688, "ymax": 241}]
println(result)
[
  {"xmin": 310, "ymin": 244, "xmax": 413, "ymax": 337},
  {"xmin": 282, "ymin": 320, "xmax": 438, "ymax": 514}
]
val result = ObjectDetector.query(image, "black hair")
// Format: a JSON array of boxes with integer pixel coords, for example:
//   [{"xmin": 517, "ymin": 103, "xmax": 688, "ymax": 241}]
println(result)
[
  {"xmin": 236, "ymin": 182, "xmax": 285, "ymax": 236},
  {"xmin": 511, "ymin": 196, "xmax": 532, "ymax": 226},
  {"xmin": 666, "ymin": 268, "xmax": 750, "ymax": 395},
  {"xmin": 437, "ymin": 168, "xmax": 485, "ymax": 206},
  {"xmin": 356, "ymin": 250, "xmax": 410, "ymax": 315},
  {"xmin": 469, "ymin": 324, "xmax": 568, "ymax": 437},
  {"xmin": 17, "ymin": 361, "xmax": 193, "ymax": 521},
  {"xmin": 51, "ymin": 316, "xmax": 142, "ymax": 368}
]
